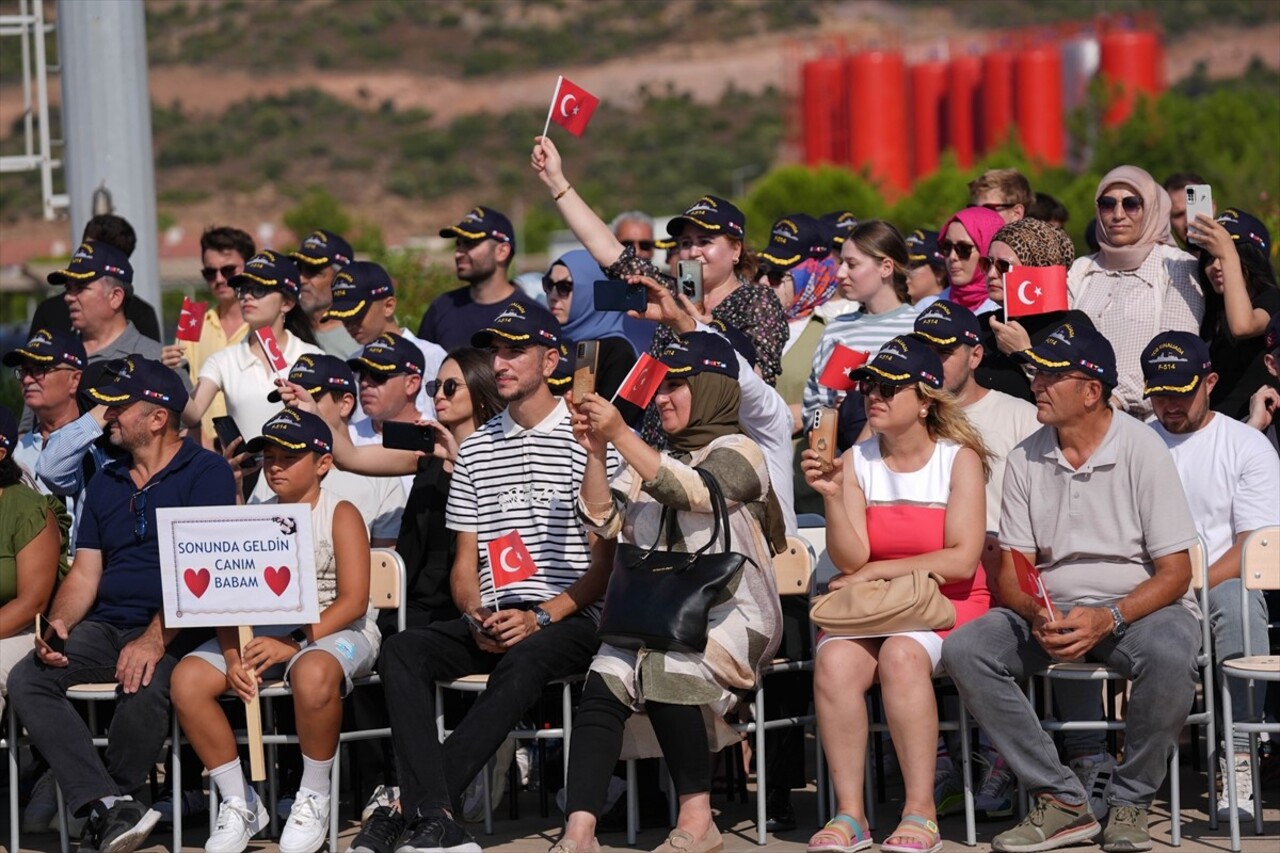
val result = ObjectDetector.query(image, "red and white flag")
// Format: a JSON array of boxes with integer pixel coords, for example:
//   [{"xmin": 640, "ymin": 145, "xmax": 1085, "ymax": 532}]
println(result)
[
  {"xmin": 1011, "ymin": 549, "xmax": 1056, "ymax": 620},
  {"xmin": 255, "ymin": 327, "xmax": 289, "ymax": 373},
  {"xmin": 546, "ymin": 75, "xmax": 599, "ymax": 137},
  {"xmin": 1006, "ymin": 266, "xmax": 1069, "ymax": 318},
  {"xmin": 175, "ymin": 297, "xmax": 207, "ymax": 343},
  {"xmin": 614, "ymin": 353, "xmax": 669, "ymax": 408},
  {"xmin": 488, "ymin": 530, "xmax": 538, "ymax": 589},
  {"xmin": 818, "ymin": 344, "xmax": 869, "ymax": 391}
]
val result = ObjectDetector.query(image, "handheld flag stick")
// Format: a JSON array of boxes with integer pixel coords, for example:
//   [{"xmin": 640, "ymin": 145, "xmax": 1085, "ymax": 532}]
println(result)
[{"xmin": 541, "ymin": 75, "xmax": 563, "ymax": 141}]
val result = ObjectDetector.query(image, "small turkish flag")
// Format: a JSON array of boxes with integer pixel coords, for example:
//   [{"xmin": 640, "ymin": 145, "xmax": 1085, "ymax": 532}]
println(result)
[
  {"xmin": 488, "ymin": 530, "xmax": 538, "ymax": 588},
  {"xmin": 615, "ymin": 353, "xmax": 669, "ymax": 408},
  {"xmin": 255, "ymin": 327, "xmax": 289, "ymax": 373},
  {"xmin": 1006, "ymin": 266, "xmax": 1069, "ymax": 318},
  {"xmin": 175, "ymin": 297, "xmax": 207, "ymax": 342},
  {"xmin": 1011, "ymin": 549, "xmax": 1056, "ymax": 620},
  {"xmin": 549, "ymin": 76, "xmax": 599, "ymax": 137},
  {"xmin": 818, "ymin": 344, "xmax": 869, "ymax": 391}
]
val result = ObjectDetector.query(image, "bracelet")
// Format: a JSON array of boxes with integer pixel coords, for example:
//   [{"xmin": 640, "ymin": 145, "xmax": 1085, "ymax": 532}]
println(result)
[{"xmin": 553, "ymin": 185, "xmax": 572, "ymax": 202}]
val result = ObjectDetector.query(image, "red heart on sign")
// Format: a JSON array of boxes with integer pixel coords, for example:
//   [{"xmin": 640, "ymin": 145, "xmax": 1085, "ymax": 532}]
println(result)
[
  {"xmin": 184, "ymin": 568, "xmax": 210, "ymax": 598},
  {"xmin": 264, "ymin": 565, "xmax": 291, "ymax": 596}
]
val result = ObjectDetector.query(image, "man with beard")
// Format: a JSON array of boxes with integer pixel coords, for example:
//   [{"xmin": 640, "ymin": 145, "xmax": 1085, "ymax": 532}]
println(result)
[
  {"xmin": 416, "ymin": 207, "xmax": 537, "ymax": 352},
  {"xmin": 290, "ymin": 229, "xmax": 361, "ymax": 358}
]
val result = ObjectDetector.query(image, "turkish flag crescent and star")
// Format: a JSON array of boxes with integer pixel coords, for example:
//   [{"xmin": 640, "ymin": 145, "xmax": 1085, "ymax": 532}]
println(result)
[
  {"xmin": 1006, "ymin": 266, "xmax": 1069, "ymax": 318},
  {"xmin": 255, "ymin": 327, "xmax": 289, "ymax": 373},
  {"xmin": 615, "ymin": 353, "xmax": 669, "ymax": 408},
  {"xmin": 1011, "ymin": 549, "xmax": 1056, "ymax": 620},
  {"xmin": 175, "ymin": 296, "xmax": 207, "ymax": 342},
  {"xmin": 550, "ymin": 76, "xmax": 599, "ymax": 137},
  {"xmin": 817, "ymin": 344, "xmax": 869, "ymax": 391},
  {"xmin": 488, "ymin": 530, "xmax": 538, "ymax": 588}
]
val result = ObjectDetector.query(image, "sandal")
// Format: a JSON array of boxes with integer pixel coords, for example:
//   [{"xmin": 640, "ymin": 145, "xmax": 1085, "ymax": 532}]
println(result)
[
  {"xmin": 880, "ymin": 814, "xmax": 942, "ymax": 853},
  {"xmin": 808, "ymin": 814, "xmax": 872, "ymax": 853}
]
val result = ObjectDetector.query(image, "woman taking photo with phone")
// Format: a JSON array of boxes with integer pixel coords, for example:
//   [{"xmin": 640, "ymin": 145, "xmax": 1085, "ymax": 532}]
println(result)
[
  {"xmin": 801, "ymin": 336, "xmax": 990, "ymax": 853},
  {"xmin": 544, "ymin": 249, "xmax": 636, "ymax": 401},
  {"xmin": 553, "ymin": 332, "xmax": 782, "ymax": 853}
]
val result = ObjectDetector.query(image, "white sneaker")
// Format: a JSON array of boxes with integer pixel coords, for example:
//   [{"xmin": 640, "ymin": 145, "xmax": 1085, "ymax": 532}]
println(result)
[
  {"xmin": 205, "ymin": 796, "xmax": 269, "ymax": 853},
  {"xmin": 1216, "ymin": 753, "xmax": 1255, "ymax": 820},
  {"xmin": 1069, "ymin": 752, "xmax": 1117, "ymax": 820},
  {"xmin": 279, "ymin": 789, "xmax": 331, "ymax": 853}
]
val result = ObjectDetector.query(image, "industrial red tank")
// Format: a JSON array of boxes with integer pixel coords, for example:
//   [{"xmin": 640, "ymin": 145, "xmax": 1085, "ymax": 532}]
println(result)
[
  {"xmin": 1014, "ymin": 44, "xmax": 1064, "ymax": 166},
  {"xmin": 1099, "ymin": 29, "xmax": 1162, "ymax": 127},
  {"xmin": 947, "ymin": 54, "xmax": 982, "ymax": 168},
  {"xmin": 801, "ymin": 57, "xmax": 848, "ymax": 165},
  {"xmin": 910, "ymin": 60, "xmax": 948, "ymax": 179},
  {"xmin": 847, "ymin": 50, "xmax": 910, "ymax": 193},
  {"xmin": 980, "ymin": 51, "xmax": 1016, "ymax": 152}
]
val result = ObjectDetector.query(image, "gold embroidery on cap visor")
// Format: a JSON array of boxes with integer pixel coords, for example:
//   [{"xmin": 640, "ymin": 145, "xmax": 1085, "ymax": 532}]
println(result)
[
  {"xmin": 1145, "ymin": 375, "xmax": 1202, "ymax": 396},
  {"xmin": 760, "ymin": 250, "xmax": 801, "ymax": 266},
  {"xmin": 478, "ymin": 327, "xmax": 531, "ymax": 343},
  {"xmin": 444, "ymin": 224, "xmax": 490, "ymax": 240},
  {"xmin": 12, "ymin": 347, "xmax": 55, "ymax": 363},
  {"xmin": 1023, "ymin": 348, "xmax": 1072, "ymax": 370},
  {"xmin": 86, "ymin": 386, "xmax": 132, "ymax": 404},
  {"xmin": 51, "ymin": 267, "xmax": 98, "ymax": 281},
  {"xmin": 913, "ymin": 330, "xmax": 959, "ymax": 347},
  {"xmin": 258, "ymin": 433, "xmax": 309, "ymax": 451},
  {"xmin": 324, "ymin": 300, "xmax": 368, "ymax": 320},
  {"xmin": 859, "ymin": 364, "xmax": 913, "ymax": 382}
]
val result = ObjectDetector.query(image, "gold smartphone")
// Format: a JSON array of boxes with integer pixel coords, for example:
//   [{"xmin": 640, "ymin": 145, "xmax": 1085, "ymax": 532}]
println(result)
[
  {"xmin": 572, "ymin": 340, "xmax": 599, "ymax": 404},
  {"xmin": 808, "ymin": 406, "xmax": 838, "ymax": 471}
]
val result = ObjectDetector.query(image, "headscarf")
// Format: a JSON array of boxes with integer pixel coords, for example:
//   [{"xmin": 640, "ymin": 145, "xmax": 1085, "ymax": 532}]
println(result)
[
  {"xmin": 991, "ymin": 217, "xmax": 1076, "ymax": 269},
  {"xmin": 785, "ymin": 256, "xmax": 840, "ymax": 321},
  {"xmin": 1093, "ymin": 165, "xmax": 1172, "ymax": 271},
  {"xmin": 940, "ymin": 206, "xmax": 1006, "ymax": 311},
  {"xmin": 551, "ymin": 249, "xmax": 636, "ymax": 352},
  {"xmin": 663, "ymin": 373, "xmax": 743, "ymax": 461}
]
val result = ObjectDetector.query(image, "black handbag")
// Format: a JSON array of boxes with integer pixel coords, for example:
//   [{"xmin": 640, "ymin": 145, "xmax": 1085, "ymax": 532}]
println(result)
[{"xmin": 597, "ymin": 468, "xmax": 747, "ymax": 653}]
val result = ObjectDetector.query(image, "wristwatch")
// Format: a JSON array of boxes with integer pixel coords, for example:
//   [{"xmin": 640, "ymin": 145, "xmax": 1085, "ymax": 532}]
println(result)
[
  {"xmin": 1106, "ymin": 604, "xmax": 1128, "ymax": 639},
  {"xmin": 289, "ymin": 628, "xmax": 309, "ymax": 647},
  {"xmin": 532, "ymin": 607, "xmax": 552, "ymax": 629}
]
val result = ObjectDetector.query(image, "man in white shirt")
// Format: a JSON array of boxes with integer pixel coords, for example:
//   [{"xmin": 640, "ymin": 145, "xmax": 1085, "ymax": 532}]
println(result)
[{"xmin": 347, "ymin": 334, "xmax": 425, "ymax": 494}]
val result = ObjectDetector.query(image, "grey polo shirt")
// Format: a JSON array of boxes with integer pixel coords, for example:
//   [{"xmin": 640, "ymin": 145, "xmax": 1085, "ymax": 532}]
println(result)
[{"xmin": 1000, "ymin": 409, "xmax": 1198, "ymax": 615}]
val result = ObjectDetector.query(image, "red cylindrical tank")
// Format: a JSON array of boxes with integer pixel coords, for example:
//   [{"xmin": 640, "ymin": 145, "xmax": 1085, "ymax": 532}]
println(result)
[
  {"xmin": 1099, "ymin": 30, "xmax": 1162, "ymax": 126},
  {"xmin": 802, "ymin": 57, "xmax": 848, "ymax": 165},
  {"xmin": 910, "ymin": 60, "xmax": 948, "ymax": 179},
  {"xmin": 980, "ymin": 52, "xmax": 1016, "ymax": 152},
  {"xmin": 947, "ymin": 54, "xmax": 982, "ymax": 168},
  {"xmin": 847, "ymin": 50, "xmax": 910, "ymax": 193},
  {"xmin": 1015, "ymin": 45, "xmax": 1064, "ymax": 166}
]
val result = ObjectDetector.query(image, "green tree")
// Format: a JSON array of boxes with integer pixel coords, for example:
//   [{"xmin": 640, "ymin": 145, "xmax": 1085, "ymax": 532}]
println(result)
[{"xmin": 739, "ymin": 165, "xmax": 885, "ymax": 246}]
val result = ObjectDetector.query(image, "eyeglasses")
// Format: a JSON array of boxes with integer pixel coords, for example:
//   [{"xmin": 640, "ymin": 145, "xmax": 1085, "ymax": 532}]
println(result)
[
  {"xmin": 541, "ymin": 275, "xmax": 572, "ymax": 297},
  {"xmin": 978, "ymin": 256, "xmax": 1015, "ymax": 276},
  {"xmin": 130, "ymin": 486, "xmax": 153, "ymax": 541},
  {"xmin": 15, "ymin": 365, "xmax": 77, "ymax": 381},
  {"xmin": 426, "ymin": 378, "xmax": 464, "ymax": 398},
  {"xmin": 201, "ymin": 264, "xmax": 240, "ymax": 283},
  {"xmin": 622, "ymin": 240, "xmax": 655, "ymax": 252},
  {"xmin": 1096, "ymin": 196, "xmax": 1143, "ymax": 215},
  {"xmin": 939, "ymin": 240, "xmax": 978, "ymax": 261},
  {"xmin": 860, "ymin": 381, "xmax": 908, "ymax": 399},
  {"xmin": 234, "ymin": 283, "xmax": 272, "ymax": 300},
  {"xmin": 981, "ymin": 202, "xmax": 1017, "ymax": 213},
  {"xmin": 761, "ymin": 269, "xmax": 787, "ymax": 287}
]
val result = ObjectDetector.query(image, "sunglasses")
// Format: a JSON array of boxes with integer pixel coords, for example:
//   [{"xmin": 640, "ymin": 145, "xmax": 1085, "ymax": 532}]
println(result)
[
  {"xmin": 978, "ymin": 256, "xmax": 1015, "ymax": 276},
  {"xmin": 761, "ymin": 269, "xmax": 789, "ymax": 287},
  {"xmin": 234, "ymin": 283, "xmax": 273, "ymax": 300},
  {"xmin": 541, "ymin": 275, "xmax": 572, "ymax": 297},
  {"xmin": 297, "ymin": 262, "xmax": 330, "ymax": 277},
  {"xmin": 15, "ymin": 365, "xmax": 76, "ymax": 381},
  {"xmin": 201, "ymin": 264, "xmax": 240, "ymax": 283},
  {"xmin": 622, "ymin": 240, "xmax": 655, "ymax": 252},
  {"xmin": 939, "ymin": 240, "xmax": 978, "ymax": 260},
  {"xmin": 130, "ymin": 486, "xmax": 154, "ymax": 541},
  {"xmin": 860, "ymin": 380, "xmax": 908, "ymax": 399},
  {"xmin": 981, "ymin": 202, "xmax": 1017, "ymax": 213},
  {"xmin": 426, "ymin": 378, "xmax": 464, "ymax": 398},
  {"xmin": 1096, "ymin": 196, "xmax": 1143, "ymax": 215},
  {"xmin": 357, "ymin": 370, "xmax": 393, "ymax": 386}
]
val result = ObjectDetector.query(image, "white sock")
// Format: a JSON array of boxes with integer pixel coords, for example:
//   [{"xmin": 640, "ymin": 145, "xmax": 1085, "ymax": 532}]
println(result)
[
  {"xmin": 98, "ymin": 794, "xmax": 132, "ymax": 810},
  {"xmin": 210, "ymin": 758, "xmax": 248, "ymax": 804},
  {"xmin": 299, "ymin": 755, "xmax": 335, "ymax": 797}
]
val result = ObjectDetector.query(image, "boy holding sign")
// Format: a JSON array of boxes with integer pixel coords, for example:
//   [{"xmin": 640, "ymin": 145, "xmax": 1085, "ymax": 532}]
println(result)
[{"xmin": 170, "ymin": 409, "xmax": 376, "ymax": 853}]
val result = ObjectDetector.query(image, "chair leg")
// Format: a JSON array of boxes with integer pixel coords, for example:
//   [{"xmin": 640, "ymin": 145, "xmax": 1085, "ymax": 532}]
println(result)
[
  {"xmin": 1248, "ymin": 732, "xmax": 1262, "ymax": 837},
  {"xmin": 626, "ymin": 759, "xmax": 638, "ymax": 846},
  {"xmin": 172, "ymin": 712, "xmax": 183, "ymax": 853},
  {"xmin": 1223, "ymin": 686, "xmax": 1240, "ymax": 852},
  {"xmin": 1169, "ymin": 744, "xmax": 1180, "ymax": 847},
  {"xmin": 754, "ymin": 685, "xmax": 767, "ymax": 846},
  {"xmin": 329, "ymin": 748, "xmax": 341, "ymax": 853},
  {"xmin": 56, "ymin": 781, "xmax": 69, "ymax": 853},
  {"xmin": 9, "ymin": 703, "xmax": 20, "ymax": 853},
  {"xmin": 959, "ymin": 706, "xmax": 975, "ymax": 847}
]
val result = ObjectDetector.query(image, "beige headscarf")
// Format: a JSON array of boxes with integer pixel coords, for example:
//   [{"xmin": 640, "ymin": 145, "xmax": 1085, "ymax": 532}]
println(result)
[{"xmin": 1094, "ymin": 164, "xmax": 1173, "ymax": 271}]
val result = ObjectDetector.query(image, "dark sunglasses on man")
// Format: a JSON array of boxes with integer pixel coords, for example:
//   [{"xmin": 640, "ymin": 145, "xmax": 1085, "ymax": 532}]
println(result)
[
  {"xmin": 201, "ymin": 264, "xmax": 240, "ymax": 283},
  {"xmin": 622, "ymin": 240, "xmax": 655, "ymax": 252}
]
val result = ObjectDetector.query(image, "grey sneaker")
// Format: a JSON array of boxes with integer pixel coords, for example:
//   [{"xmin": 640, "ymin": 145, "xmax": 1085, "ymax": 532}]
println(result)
[
  {"xmin": 1069, "ymin": 752, "xmax": 1117, "ymax": 820},
  {"xmin": 992, "ymin": 794, "xmax": 1100, "ymax": 853},
  {"xmin": 1101, "ymin": 805, "xmax": 1151, "ymax": 852}
]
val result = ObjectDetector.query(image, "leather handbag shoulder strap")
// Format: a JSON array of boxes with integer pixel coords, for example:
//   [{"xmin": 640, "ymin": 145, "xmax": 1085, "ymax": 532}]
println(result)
[{"xmin": 694, "ymin": 467, "xmax": 732, "ymax": 555}]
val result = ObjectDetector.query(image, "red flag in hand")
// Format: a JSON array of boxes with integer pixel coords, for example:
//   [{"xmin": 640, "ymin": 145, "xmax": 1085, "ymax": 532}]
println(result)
[
  {"xmin": 1011, "ymin": 549, "xmax": 1056, "ymax": 620},
  {"xmin": 549, "ymin": 76, "xmax": 599, "ymax": 137},
  {"xmin": 488, "ymin": 530, "xmax": 538, "ymax": 589},
  {"xmin": 615, "ymin": 353, "xmax": 669, "ymax": 408},
  {"xmin": 1006, "ymin": 266, "xmax": 1069, "ymax": 318},
  {"xmin": 818, "ymin": 344, "xmax": 869, "ymax": 391},
  {"xmin": 255, "ymin": 327, "xmax": 288, "ymax": 373},
  {"xmin": 175, "ymin": 297, "xmax": 207, "ymax": 343}
]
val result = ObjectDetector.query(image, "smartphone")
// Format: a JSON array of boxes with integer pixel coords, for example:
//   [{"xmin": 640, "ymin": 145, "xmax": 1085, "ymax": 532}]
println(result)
[
  {"xmin": 593, "ymin": 279, "xmax": 646, "ymax": 312},
  {"xmin": 382, "ymin": 421, "xmax": 436, "ymax": 454},
  {"xmin": 36, "ymin": 614, "xmax": 65, "ymax": 654},
  {"xmin": 211, "ymin": 416, "xmax": 243, "ymax": 452},
  {"xmin": 572, "ymin": 340, "xmax": 599, "ymax": 404},
  {"xmin": 808, "ymin": 406, "xmax": 837, "ymax": 471},
  {"xmin": 1185, "ymin": 184, "xmax": 1213, "ymax": 243},
  {"xmin": 464, "ymin": 606, "xmax": 497, "ymax": 638},
  {"xmin": 677, "ymin": 260, "xmax": 703, "ymax": 304}
]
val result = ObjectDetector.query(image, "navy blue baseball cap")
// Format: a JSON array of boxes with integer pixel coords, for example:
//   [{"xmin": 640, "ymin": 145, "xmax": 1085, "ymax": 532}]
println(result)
[
  {"xmin": 547, "ymin": 341, "xmax": 574, "ymax": 394},
  {"xmin": 230, "ymin": 250, "xmax": 302, "ymax": 299},
  {"xmin": 268, "ymin": 353, "xmax": 356, "ymax": 403},
  {"xmin": 348, "ymin": 333, "xmax": 426, "ymax": 378},
  {"xmin": 0, "ymin": 405, "xmax": 16, "ymax": 452},
  {"xmin": 471, "ymin": 301, "xmax": 562, "ymax": 349},
  {"xmin": 906, "ymin": 229, "xmax": 945, "ymax": 269},
  {"xmin": 439, "ymin": 206, "xmax": 516, "ymax": 251},
  {"xmin": 709, "ymin": 317, "xmax": 757, "ymax": 368},
  {"xmin": 245, "ymin": 408, "xmax": 333, "ymax": 456},
  {"xmin": 912, "ymin": 299, "xmax": 981, "ymax": 348},
  {"xmin": 84, "ymin": 356, "xmax": 189, "ymax": 412},
  {"xmin": 325, "ymin": 261, "xmax": 395, "ymax": 321},
  {"xmin": 289, "ymin": 229, "xmax": 353, "ymax": 268},
  {"xmin": 47, "ymin": 241, "xmax": 134, "ymax": 287},
  {"xmin": 1142, "ymin": 331, "xmax": 1214, "ymax": 397},
  {"xmin": 759, "ymin": 214, "xmax": 826, "ymax": 272},
  {"xmin": 4, "ymin": 327, "xmax": 87, "ymax": 370},
  {"xmin": 1214, "ymin": 208, "xmax": 1271, "ymax": 256},
  {"xmin": 657, "ymin": 331, "xmax": 739, "ymax": 380},
  {"xmin": 851, "ymin": 335, "xmax": 944, "ymax": 389},
  {"xmin": 820, "ymin": 211, "xmax": 859, "ymax": 247},
  {"xmin": 1019, "ymin": 320, "xmax": 1118, "ymax": 387},
  {"xmin": 666, "ymin": 195, "xmax": 745, "ymax": 240}
]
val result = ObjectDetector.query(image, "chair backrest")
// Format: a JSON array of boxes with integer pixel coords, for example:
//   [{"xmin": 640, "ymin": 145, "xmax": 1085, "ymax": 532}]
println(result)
[
  {"xmin": 774, "ymin": 535, "xmax": 815, "ymax": 596},
  {"xmin": 369, "ymin": 548, "xmax": 407, "ymax": 633},
  {"xmin": 1242, "ymin": 526, "xmax": 1280, "ymax": 591},
  {"xmin": 1189, "ymin": 535, "xmax": 1207, "ymax": 591},
  {"xmin": 795, "ymin": 515, "xmax": 840, "ymax": 588}
]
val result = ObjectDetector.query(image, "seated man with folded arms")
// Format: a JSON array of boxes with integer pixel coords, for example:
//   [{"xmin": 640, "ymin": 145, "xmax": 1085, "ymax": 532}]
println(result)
[{"xmin": 941, "ymin": 322, "xmax": 1201, "ymax": 853}]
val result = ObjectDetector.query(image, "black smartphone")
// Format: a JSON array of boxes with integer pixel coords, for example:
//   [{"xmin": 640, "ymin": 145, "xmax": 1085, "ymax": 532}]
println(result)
[
  {"xmin": 382, "ymin": 421, "xmax": 436, "ymax": 454},
  {"xmin": 36, "ymin": 614, "xmax": 65, "ymax": 654},
  {"xmin": 211, "ymin": 416, "xmax": 243, "ymax": 451},
  {"xmin": 594, "ymin": 279, "xmax": 646, "ymax": 312}
]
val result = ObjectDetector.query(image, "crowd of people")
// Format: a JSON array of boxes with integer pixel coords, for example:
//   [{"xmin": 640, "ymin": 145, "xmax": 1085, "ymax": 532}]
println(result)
[{"xmin": 1, "ymin": 140, "xmax": 1277, "ymax": 853}]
